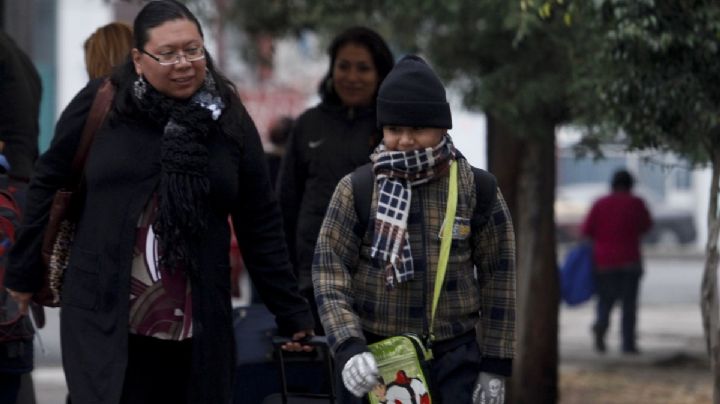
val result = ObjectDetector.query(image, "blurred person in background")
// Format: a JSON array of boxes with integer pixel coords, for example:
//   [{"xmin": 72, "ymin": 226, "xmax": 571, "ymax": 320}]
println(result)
[
  {"xmin": 0, "ymin": 30, "xmax": 42, "ymax": 404},
  {"xmin": 84, "ymin": 22, "xmax": 133, "ymax": 80},
  {"xmin": 582, "ymin": 169, "xmax": 653, "ymax": 354},
  {"xmin": 5, "ymin": 1, "xmax": 313, "ymax": 403},
  {"xmin": 265, "ymin": 115, "xmax": 293, "ymax": 189},
  {"xmin": 277, "ymin": 26, "xmax": 394, "ymax": 334}
]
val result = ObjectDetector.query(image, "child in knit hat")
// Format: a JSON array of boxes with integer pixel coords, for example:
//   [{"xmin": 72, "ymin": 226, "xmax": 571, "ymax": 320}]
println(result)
[{"xmin": 312, "ymin": 55, "xmax": 516, "ymax": 403}]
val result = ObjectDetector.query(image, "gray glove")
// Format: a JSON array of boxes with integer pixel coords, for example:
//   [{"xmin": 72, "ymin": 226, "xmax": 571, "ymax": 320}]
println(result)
[
  {"xmin": 342, "ymin": 352, "xmax": 380, "ymax": 397},
  {"xmin": 472, "ymin": 372, "xmax": 506, "ymax": 404}
]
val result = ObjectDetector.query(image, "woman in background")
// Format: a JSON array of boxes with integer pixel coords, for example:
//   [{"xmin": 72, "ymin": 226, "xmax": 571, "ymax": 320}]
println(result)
[
  {"xmin": 84, "ymin": 22, "xmax": 133, "ymax": 79},
  {"xmin": 277, "ymin": 26, "xmax": 394, "ymax": 333}
]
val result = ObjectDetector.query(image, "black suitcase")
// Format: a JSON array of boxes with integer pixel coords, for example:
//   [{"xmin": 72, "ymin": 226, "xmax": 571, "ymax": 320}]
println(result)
[
  {"xmin": 261, "ymin": 336, "xmax": 336, "ymax": 404},
  {"xmin": 233, "ymin": 306, "xmax": 332, "ymax": 404}
]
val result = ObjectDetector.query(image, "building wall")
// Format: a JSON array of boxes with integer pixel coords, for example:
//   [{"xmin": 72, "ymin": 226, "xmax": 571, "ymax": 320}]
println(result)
[{"xmin": 56, "ymin": 0, "xmax": 112, "ymax": 119}]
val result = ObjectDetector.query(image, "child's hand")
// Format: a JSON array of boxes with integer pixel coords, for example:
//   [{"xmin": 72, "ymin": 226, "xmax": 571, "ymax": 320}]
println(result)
[
  {"xmin": 472, "ymin": 372, "xmax": 506, "ymax": 404},
  {"xmin": 342, "ymin": 352, "xmax": 379, "ymax": 397}
]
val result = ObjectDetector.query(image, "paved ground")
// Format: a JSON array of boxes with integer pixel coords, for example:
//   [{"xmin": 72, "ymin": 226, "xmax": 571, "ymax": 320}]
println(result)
[
  {"xmin": 558, "ymin": 303, "xmax": 711, "ymax": 404},
  {"xmin": 24, "ymin": 247, "xmax": 714, "ymax": 403},
  {"xmin": 557, "ymin": 245, "xmax": 712, "ymax": 403},
  {"xmin": 28, "ymin": 304, "xmax": 712, "ymax": 404}
]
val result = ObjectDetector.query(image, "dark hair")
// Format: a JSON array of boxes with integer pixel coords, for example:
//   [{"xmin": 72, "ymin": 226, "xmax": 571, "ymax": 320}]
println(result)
[
  {"xmin": 131, "ymin": 0, "xmax": 203, "ymax": 50},
  {"xmin": 110, "ymin": 0, "xmax": 245, "ymax": 142},
  {"xmin": 317, "ymin": 26, "xmax": 394, "ymax": 105},
  {"xmin": 611, "ymin": 169, "xmax": 634, "ymax": 191}
]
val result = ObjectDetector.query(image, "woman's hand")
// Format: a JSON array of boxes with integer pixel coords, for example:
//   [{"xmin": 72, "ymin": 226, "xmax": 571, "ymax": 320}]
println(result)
[
  {"xmin": 7, "ymin": 288, "xmax": 33, "ymax": 315},
  {"xmin": 281, "ymin": 329, "xmax": 315, "ymax": 352}
]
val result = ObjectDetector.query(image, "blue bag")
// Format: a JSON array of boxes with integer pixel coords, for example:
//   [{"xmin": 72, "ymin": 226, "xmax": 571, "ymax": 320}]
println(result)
[{"xmin": 559, "ymin": 243, "xmax": 595, "ymax": 306}]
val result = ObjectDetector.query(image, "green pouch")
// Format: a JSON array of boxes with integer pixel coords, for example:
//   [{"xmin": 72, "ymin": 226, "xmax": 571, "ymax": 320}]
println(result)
[{"xmin": 367, "ymin": 333, "xmax": 432, "ymax": 404}]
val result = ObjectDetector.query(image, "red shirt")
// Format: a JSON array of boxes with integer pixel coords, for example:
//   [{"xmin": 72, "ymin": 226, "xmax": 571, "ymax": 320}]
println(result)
[{"xmin": 581, "ymin": 191, "xmax": 653, "ymax": 269}]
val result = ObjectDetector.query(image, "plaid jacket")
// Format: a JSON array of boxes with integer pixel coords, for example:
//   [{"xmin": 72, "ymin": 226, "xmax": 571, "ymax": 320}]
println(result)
[{"xmin": 312, "ymin": 158, "xmax": 515, "ymax": 365}]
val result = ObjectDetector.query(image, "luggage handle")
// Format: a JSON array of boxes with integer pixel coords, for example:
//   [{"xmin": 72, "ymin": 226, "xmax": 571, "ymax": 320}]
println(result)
[
  {"xmin": 271, "ymin": 335, "xmax": 330, "ymax": 348},
  {"xmin": 271, "ymin": 335, "xmax": 336, "ymax": 403}
]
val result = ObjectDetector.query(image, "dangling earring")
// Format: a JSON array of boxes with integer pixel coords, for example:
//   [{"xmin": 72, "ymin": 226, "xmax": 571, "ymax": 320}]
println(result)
[
  {"xmin": 133, "ymin": 74, "xmax": 147, "ymax": 99},
  {"xmin": 203, "ymin": 68, "xmax": 216, "ymax": 91}
]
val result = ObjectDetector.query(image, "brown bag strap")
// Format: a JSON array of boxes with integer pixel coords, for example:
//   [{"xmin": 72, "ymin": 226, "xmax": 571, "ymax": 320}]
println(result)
[{"xmin": 68, "ymin": 79, "xmax": 115, "ymax": 187}]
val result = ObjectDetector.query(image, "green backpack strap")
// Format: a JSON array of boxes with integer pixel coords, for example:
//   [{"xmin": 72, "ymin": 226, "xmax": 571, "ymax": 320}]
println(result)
[{"xmin": 429, "ymin": 162, "xmax": 458, "ymax": 342}]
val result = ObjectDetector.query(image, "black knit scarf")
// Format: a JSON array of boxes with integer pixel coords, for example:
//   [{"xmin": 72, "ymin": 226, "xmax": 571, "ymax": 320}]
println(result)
[{"xmin": 132, "ymin": 75, "xmax": 225, "ymax": 276}]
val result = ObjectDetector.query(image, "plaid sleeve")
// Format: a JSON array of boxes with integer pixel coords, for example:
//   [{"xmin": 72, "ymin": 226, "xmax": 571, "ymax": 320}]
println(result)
[
  {"xmin": 473, "ymin": 188, "xmax": 516, "ymax": 359},
  {"xmin": 312, "ymin": 174, "xmax": 366, "ymax": 354}
]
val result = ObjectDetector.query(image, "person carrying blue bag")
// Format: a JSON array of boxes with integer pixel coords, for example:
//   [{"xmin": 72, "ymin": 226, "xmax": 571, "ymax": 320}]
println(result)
[{"xmin": 581, "ymin": 169, "xmax": 652, "ymax": 354}]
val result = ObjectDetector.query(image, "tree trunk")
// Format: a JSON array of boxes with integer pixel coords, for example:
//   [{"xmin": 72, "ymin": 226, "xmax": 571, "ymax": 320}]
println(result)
[
  {"xmin": 487, "ymin": 113, "xmax": 559, "ymax": 403},
  {"xmin": 701, "ymin": 147, "xmax": 720, "ymax": 403},
  {"xmin": 487, "ymin": 114, "xmax": 523, "ymax": 216}
]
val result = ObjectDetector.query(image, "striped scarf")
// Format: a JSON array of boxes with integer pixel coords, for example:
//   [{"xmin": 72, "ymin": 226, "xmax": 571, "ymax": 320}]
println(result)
[{"xmin": 370, "ymin": 135, "xmax": 456, "ymax": 288}]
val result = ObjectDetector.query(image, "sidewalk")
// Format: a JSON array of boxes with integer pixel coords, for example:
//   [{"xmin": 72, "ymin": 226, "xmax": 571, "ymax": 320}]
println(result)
[
  {"xmin": 32, "ymin": 367, "xmax": 67, "ymax": 404},
  {"xmin": 28, "ymin": 300, "xmax": 712, "ymax": 403},
  {"xmin": 559, "ymin": 303, "xmax": 712, "ymax": 403},
  {"xmin": 561, "ymin": 303, "xmax": 706, "ymax": 365}
]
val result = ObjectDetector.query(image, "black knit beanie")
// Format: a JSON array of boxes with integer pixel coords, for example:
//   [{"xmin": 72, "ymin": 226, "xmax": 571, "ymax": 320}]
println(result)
[{"xmin": 377, "ymin": 55, "xmax": 452, "ymax": 129}]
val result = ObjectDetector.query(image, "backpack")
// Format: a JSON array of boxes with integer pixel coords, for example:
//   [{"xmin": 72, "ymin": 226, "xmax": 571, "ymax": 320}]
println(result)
[
  {"xmin": 0, "ymin": 181, "xmax": 20, "ymax": 279},
  {"xmin": 351, "ymin": 161, "xmax": 498, "ymax": 241},
  {"xmin": 0, "ymin": 176, "xmax": 41, "ymax": 344}
]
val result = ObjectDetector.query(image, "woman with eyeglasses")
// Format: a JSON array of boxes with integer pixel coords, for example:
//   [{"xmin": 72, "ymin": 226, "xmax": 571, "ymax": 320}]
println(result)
[{"xmin": 3, "ymin": 1, "xmax": 314, "ymax": 403}]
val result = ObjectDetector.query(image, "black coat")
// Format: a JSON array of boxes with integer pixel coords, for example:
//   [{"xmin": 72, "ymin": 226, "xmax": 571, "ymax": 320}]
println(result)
[
  {"xmin": 5, "ymin": 79, "xmax": 313, "ymax": 404},
  {"xmin": 277, "ymin": 102, "xmax": 380, "ymax": 293},
  {"xmin": 0, "ymin": 31, "xmax": 40, "ymax": 377},
  {"xmin": 0, "ymin": 32, "xmax": 41, "ymax": 181}
]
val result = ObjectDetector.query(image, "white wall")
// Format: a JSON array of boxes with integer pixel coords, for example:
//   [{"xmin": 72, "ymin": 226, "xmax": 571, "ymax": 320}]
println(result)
[
  {"xmin": 448, "ymin": 109, "xmax": 487, "ymax": 170},
  {"xmin": 447, "ymin": 90, "xmax": 487, "ymax": 169},
  {"xmin": 56, "ymin": 0, "xmax": 112, "ymax": 117}
]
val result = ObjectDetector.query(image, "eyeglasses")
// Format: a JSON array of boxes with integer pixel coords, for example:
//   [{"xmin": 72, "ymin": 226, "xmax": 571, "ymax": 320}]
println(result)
[{"xmin": 141, "ymin": 47, "xmax": 205, "ymax": 66}]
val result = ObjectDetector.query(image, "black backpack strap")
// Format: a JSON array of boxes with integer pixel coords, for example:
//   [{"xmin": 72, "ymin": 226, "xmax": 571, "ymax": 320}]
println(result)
[
  {"xmin": 351, "ymin": 163, "xmax": 374, "ymax": 239},
  {"xmin": 471, "ymin": 167, "xmax": 498, "ymax": 231}
]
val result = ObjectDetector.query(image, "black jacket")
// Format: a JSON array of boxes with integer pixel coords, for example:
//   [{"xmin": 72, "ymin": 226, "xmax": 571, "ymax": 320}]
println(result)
[
  {"xmin": 0, "ymin": 32, "xmax": 41, "ymax": 181},
  {"xmin": 277, "ymin": 102, "xmax": 381, "ymax": 293},
  {"xmin": 5, "ymin": 79, "xmax": 313, "ymax": 404}
]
